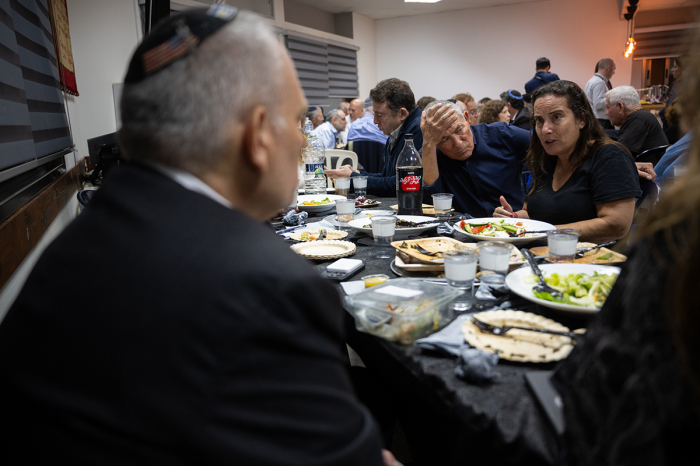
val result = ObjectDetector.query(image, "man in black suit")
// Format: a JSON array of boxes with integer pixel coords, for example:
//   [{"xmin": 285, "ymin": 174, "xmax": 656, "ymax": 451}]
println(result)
[
  {"xmin": 501, "ymin": 89, "xmax": 532, "ymax": 131},
  {"xmin": 0, "ymin": 6, "xmax": 393, "ymax": 465}
]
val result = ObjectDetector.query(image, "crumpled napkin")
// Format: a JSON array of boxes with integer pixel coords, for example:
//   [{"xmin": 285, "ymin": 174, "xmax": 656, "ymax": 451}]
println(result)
[
  {"xmin": 455, "ymin": 348, "xmax": 499, "ymax": 384},
  {"xmin": 436, "ymin": 222, "xmax": 454, "ymax": 235},
  {"xmin": 282, "ymin": 210, "xmax": 308, "ymax": 226},
  {"xmin": 414, "ymin": 313, "xmax": 471, "ymax": 357}
]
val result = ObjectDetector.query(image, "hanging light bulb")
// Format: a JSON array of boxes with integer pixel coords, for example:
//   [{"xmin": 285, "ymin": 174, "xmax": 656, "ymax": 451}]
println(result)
[
  {"xmin": 624, "ymin": 34, "xmax": 636, "ymax": 58},
  {"xmin": 623, "ymin": 1, "xmax": 638, "ymax": 59}
]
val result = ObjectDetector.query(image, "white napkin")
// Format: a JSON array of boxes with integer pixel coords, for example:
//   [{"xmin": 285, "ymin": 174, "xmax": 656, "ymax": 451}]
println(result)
[{"xmin": 340, "ymin": 280, "xmax": 367, "ymax": 296}]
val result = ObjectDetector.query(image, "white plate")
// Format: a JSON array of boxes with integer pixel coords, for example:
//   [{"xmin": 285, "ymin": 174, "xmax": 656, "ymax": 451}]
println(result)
[
  {"xmin": 290, "ymin": 240, "xmax": 356, "ymax": 259},
  {"xmin": 348, "ymin": 215, "xmax": 440, "ymax": 239},
  {"xmin": 505, "ymin": 263, "xmax": 621, "ymax": 314},
  {"xmin": 297, "ymin": 194, "xmax": 347, "ymax": 213},
  {"xmin": 298, "ymin": 187, "xmax": 335, "ymax": 194},
  {"xmin": 453, "ymin": 217, "xmax": 556, "ymax": 243}
]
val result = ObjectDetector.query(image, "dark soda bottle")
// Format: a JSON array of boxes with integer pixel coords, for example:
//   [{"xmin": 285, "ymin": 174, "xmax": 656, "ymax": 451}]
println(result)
[{"xmin": 396, "ymin": 133, "xmax": 423, "ymax": 216}]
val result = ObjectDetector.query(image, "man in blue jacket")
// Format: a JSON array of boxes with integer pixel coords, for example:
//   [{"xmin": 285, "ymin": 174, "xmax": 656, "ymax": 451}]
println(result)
[
  {"xmin": 421, "ymin": 100, "xmax": 530, "ymax": 217},
  {"xmin": 326, "ymin": 78, "xmax": 423, "ymax": 196},
  {"xmin": 524, "ymin": 57, "xmax": 560, "ymax": 94}
]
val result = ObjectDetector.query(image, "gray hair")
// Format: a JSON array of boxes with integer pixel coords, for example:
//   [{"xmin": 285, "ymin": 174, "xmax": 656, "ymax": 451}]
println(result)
[
  {"xmin": 423, "ymin": 100, "xmax": 465, "ymax": 119},
  {"xmin": 326, "ymin": 109, "xmax": 343, "ymax": 122},
  {"xmin": 118, "ymin": 11, "xmax": 284, "ymax": 174},
  {"xmin": 606, "ymin": 86, "xmax": 640, "ymax": 108}
]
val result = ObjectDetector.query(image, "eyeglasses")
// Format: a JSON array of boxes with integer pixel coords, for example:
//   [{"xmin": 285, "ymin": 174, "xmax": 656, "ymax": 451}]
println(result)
[{"xmin": 468, "ymin": 110, "xmax": 479, "ymax": 116}]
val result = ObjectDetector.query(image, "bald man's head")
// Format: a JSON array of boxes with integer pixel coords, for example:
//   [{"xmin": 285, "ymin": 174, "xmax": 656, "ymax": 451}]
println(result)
[{"xmin": 347, "ymin": 98, "xmax": 364, "ymax": 121}]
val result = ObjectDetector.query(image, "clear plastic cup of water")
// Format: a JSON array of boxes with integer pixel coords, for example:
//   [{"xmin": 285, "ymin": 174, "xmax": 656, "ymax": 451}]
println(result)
[
  {"xmin": 335, "ymin": 177, "xmax": 351, "ymax": 198},
  {"xmin": 335, "ymin": 198, "xmax": 356, "ymax": 229},
  {"xmin": 431, "ymin": 193, "xmax": 454, "ymax": 220},
  {"xmin": 444, "ymin": 248, "xmax": 478, "ymax": 312},
  {"xmin": 478, "ymin": 241, "xmax": 511, "ymax": 278},
  {"xmin": 353, "ymin": 176, "xmax": 368, "ymax": 198},
  {"xmin": 371, "ymin": 216, "xmax": 396, "ymax": 259},
  {"xmin": 547, "ymin": 229, "xmax": 580, "ymax": 263}
]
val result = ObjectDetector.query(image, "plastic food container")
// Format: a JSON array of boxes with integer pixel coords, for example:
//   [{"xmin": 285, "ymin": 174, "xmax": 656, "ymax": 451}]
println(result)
[{"xmin": 345, "ymin": 278, "xmax": 463, "ymax": 344}]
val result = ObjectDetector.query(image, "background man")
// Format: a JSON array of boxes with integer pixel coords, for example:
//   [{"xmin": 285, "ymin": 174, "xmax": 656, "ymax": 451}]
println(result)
[
  {"xmin": 0, "ymin": 7, "xmax": 390, "ymax": 465},
  {"xmin": 421, "ymin": 100, "xmax": 530, "ymax": 217},
  {"xmin": 606, "ymin": 86, "xmax": 669, "ymax": 156},
  {"xmin": 326, "ymin": 78, "xmax": 422, "ymax": 196},
  {"xmin": 337, "ymin": 102, "xmax": 351, "ymax": 144},
  {"xmin": 307, "ymin": 106, "xmax": 324, "ymax": 128},
  {"xmin": 525, "ymin": 57, "xmax": 560, "ymax": 93},
  {"xmin": 347, "ymin": 98, "xmax": 365, "ymax": 122},
  {"xmin": 501, "ymin": 89, "xmax": 531, "ymax": 130},
  {"xmin": 452, "ymin": 92, "xmax": 480, "ymax": 125},
  {"xmin": 311, "ymin": 109, "xmax": 347, "ymax": 149},
  {"xmin": 585, "ymin": 58, "xmax": 616, "ymax": 129}
]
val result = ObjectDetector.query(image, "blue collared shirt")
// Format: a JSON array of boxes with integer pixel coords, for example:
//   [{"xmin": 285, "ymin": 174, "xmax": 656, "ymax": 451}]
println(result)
[
  {"xmin": 424, "ymin": 122, "xmax": 530, "ymax": 217},
  {"xmin": 347, "ymin": 113, "xmax": 388, "ymax": 145},
  {"xmin": 310, "ymin": 121, "xmax": 338, "ymax": 149}
]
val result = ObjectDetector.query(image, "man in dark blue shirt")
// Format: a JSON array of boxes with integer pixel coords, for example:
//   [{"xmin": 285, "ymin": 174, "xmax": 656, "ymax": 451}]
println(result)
[
  {"xmin": 524, "ymin": 57, "xmax": 560, "ymax": 94},
  {"xmin": 326, "ymin": 78, "xmax": 422, "ymax": 196},
  {"xmin": 421, "ymin": 100, "xmax": 530, "ymax": 217}
]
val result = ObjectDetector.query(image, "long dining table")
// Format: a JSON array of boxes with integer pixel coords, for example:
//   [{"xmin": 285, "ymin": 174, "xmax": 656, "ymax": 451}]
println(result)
[{"xmin": 279, "ymin": 193, "xmax": 597, "ymax": 465}]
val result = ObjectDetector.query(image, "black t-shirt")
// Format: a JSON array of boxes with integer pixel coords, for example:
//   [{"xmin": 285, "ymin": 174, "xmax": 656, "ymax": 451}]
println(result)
[
  {"xmin": 617, "ymin": 109, "xmax": 669, "ymax": 156},
  {"xmin": 527, "ymin": 143, "xmax": 641, "ymax": 225}
]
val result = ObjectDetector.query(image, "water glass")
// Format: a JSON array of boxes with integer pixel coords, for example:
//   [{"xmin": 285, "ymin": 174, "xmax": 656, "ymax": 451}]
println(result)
[
  {"xmin": 444, "ymin": 248, "xmax": 478, "ymax": 312},
  {"xmin": 335, "ymin": 177, "xmax": 351, "ymax": 198},
  {"xmin": 547, "ymin": 229, "xmax": 581, "ymax": 263},
  {"xmin": 478, "ymin": 241, "xmax": 512, "ymax": 278},
  {"xmin": 432, "ymin": 193, "xmax": 454, "ymax": 220},
  {"xmin": 335, "ymin": 198, "xmax": 356, "ymax": 228},
  {"xmin": 371, "ymin": 216, "xmax": 396, "ymax": 259},
  {"xmin": 353, "ymin": 176, "xmax": 368, "ymax": 198}
]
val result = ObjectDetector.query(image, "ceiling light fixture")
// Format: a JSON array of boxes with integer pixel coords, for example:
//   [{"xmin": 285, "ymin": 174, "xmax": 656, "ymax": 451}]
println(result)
[{"xmin": 623, "ymin": 0, "xmax": 638, "ymax": 59}]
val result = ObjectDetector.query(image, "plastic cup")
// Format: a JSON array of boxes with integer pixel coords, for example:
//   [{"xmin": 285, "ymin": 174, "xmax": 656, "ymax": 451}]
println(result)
[
  {"xmin": 363, "ymin": 274, "xmax": 389, "ymax": 288},
  {"xmin": 335, "ymin": 198, "xmax": 356, "ymax": 228},
  {"xmin": 444, "ymin": 248, "xmax": 478, "ymax": 312},
  {"xmin": 371, "ymin": 216, "xmax": 396, "ymax": 259},
  {"xmin": 547, "ymin": 229, "xmax": 581, "ymax": 263},
  {"xmin": 335, "ymin": 177, "xmax": 351, "ymax": 198},
  {"xmin": 431, "ymin": 193, "xmax": 454, "ymax": 220},
  {"xmin": 353, "ymin": 176, "xmax": 368, "ymax": 198},
  {"xmin": 478, "ymin": 241, "xmax": 511, "ymax": 277}
]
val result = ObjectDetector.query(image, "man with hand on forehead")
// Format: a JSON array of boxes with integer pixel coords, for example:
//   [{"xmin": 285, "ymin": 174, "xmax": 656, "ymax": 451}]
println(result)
[
  {"xmin": 0, "ymin": 6, "xmax": 396, "ymax": 465},
  {"xmin": 422, "ymin": 100, "xmax": 530, "ymax": 217}
]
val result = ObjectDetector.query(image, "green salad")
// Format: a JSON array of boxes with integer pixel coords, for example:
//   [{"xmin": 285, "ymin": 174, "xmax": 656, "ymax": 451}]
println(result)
[{"xmin": 524, "ymin": 272, "xmax": 618, "ymax": 308}]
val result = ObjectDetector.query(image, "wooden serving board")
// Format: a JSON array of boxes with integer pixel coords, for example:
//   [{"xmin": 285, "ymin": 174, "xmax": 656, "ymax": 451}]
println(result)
[
  {"xmin": 390, "ymin": 204, "xmax": 454, "ymax": 216},
  {"xmin": 391, "ymin": 237, "xmax": 468, "ymax": 263},
  {"xmin": 529, "ymin": 242, "xmax": 627, "ymax": 265}
]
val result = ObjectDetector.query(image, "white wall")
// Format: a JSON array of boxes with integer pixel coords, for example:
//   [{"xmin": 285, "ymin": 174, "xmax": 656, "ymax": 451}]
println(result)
[
  {"xmin": 65, "ymin": 0, "xmax": 139, "ymax": 158},
  {"xmin": 375, "ymin": 0, "xmax": 633, "ymax": 101},
  {"xmin": 353, "ymin": 12, "xmax": 378, "ymax": 99}
]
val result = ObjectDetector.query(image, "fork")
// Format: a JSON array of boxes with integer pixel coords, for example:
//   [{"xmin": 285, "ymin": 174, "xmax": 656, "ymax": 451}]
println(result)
[
  {"xmin": 471, "ymin": 316, "xmax": 580, "ymax": 340},
  {"xmin": 411, "ymin": 244, "xmax": 442, "ymax": 257},
  {"xmin": 574, "ymin": 240, "xmax": 617, "ymax": 258},
  {"xmin": 522, "ymin": 249, "xmax": 563, "ymax": 299}
]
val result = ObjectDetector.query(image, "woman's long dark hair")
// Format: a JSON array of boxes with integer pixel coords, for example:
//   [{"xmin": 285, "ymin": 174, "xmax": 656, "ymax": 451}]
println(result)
[{"xmin": 525, "ymin": 80, "xmax": 623, "ymax": 196}]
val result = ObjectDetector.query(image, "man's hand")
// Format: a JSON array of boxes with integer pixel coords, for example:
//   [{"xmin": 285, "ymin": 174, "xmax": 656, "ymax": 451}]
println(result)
[
  {"xmin": 493, "ymin": 195, "xmax": 513, "ymax": 217},
  {"xmin": 325, "ymin": 165, "xmax": 359, "ymax": 179},
  {"xmin": 420, "ymin": 103, "xmax": 458, "ymax": 147},
  {"xmin": 635, "ymin": 162, "xmax": 657, "ymax": 181}
]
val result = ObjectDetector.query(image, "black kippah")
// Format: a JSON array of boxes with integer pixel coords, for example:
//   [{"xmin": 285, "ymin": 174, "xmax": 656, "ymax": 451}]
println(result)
[{"xmin": 124, "ymin": 5, "xmax": 238, "ymax": 84}]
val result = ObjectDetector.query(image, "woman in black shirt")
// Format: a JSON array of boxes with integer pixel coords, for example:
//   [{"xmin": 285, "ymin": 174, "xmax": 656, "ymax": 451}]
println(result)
[{"xmin": 494, "ymin": 80, "xmax": 640, "ymax": 243}]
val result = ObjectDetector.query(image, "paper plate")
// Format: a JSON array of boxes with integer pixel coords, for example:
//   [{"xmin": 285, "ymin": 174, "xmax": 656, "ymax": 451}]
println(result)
[
  {"xmin": 290, "ymin": 240, "xmax": 356, "ymax": 260},
  {"xmin": 453, "ymin": 217, "xmax": 556, "ymax": 243},
  {"xmin": 297, "ymin": 194, "xmax": 347, "ymax": 213},
  {"xmin": 462, "ymin": 310, "xmax": 576, "ymax": 362},
  {"xmin": 288, "ymin": 229, "xmax": 348, "ymax": 241}
]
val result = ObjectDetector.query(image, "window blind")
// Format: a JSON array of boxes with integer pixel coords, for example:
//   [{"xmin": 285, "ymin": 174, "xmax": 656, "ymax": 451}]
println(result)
[
  {"xmin": 328, "ymin": 44, "xmax": 358, "ymax": 98},
  {"xmin": 633, "ymin": 26, "xmax": 692, "ymax": 59},
  {"xmin": 285, "ymin": 32, "xmax": 360, "ymax": 106},
  {"xmin": 0, "ymin": 0, "xmax": 71, "ymax": 174}
]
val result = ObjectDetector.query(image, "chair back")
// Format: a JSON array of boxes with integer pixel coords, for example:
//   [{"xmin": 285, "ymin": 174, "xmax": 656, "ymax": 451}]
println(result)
[
  {"xmin": 325, "ymin": 149, "xmax": 359, "ymax": 188},
  {"xmin": 349, "ymin": 140, "xmax": 386, "ymax": 173},
  {"xmin": 634, "ymin": 180, "xmax": 661, "ymax": 226},
  {"xmin": 635, "ymin": 145, "xmax": 669, "ymax": 166}
]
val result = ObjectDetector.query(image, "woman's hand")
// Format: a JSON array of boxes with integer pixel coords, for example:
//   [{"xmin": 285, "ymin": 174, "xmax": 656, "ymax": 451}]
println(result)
[
  {"xmin": 493, "ymin": 196, "xmax": 513, "ymax": 217},
  {"xmin": 635, "ymin": 162, "xmax": 657, "ymax": 181}
]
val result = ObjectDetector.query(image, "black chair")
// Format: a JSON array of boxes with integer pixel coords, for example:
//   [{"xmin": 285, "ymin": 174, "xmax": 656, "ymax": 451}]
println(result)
[
  {"xmin": 349, "ymin": 140, "xmax": 385, "ymax": 173},
  {"xmin": 635, "ymin": 145, "xmax": 670, "ymax": 166},
  {"xmin": 634, "ymin": 180, "xmax": 661, "ymax": 227}
]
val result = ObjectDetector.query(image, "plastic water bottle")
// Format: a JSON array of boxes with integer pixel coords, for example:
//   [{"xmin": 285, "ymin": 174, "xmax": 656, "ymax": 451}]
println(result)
[{"xmin": 303, "ymin": 119, "xmax": 327, "ymax": 194}]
